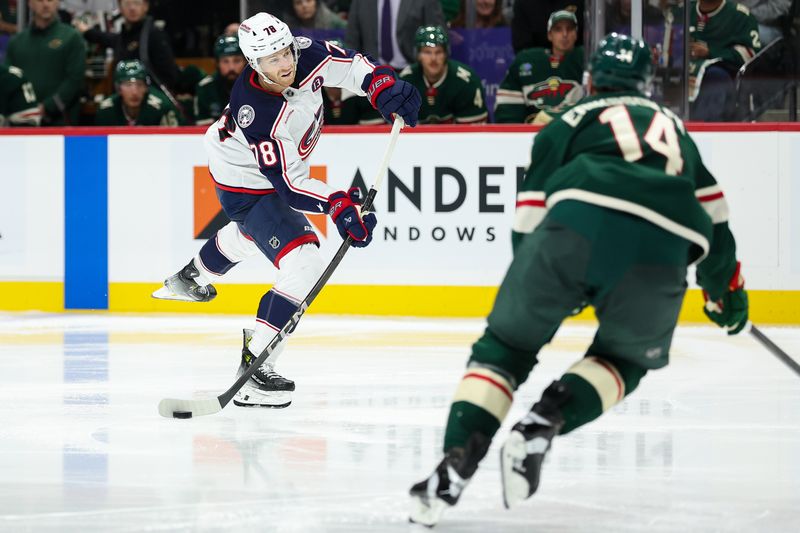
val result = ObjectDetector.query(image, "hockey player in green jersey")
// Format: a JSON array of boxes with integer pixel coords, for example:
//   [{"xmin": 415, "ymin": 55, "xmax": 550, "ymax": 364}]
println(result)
[
  {"xmin": 0, "ymin": 65, "xmax": 41, "ymax": 127},
  {"xmin": 409, "ymin": 33, "xmax": 749, "ymax": 527},
  {"xmin": 495, "ymin": 10, "xmax": 585, "ymax": 123},
  {"xmin": 689, "ymin": 0, "xmax": 761, "ymax": 120},
  {"xmin": 194, "ymin": 34, "xmax": 247, "ymax": 126},
  {"xmin": 96, "ymin": 60, "xmax": 183, "ymax": 126},
  {"xmin": 398, "ymin": 26, "xmax": 488, "ymax": 124}
]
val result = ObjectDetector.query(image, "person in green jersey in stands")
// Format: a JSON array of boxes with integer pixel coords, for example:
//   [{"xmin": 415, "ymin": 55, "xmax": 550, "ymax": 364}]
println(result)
[
  {"xmin": 194, "ymin": 34, "xmax": 247, "ymax": 126},
  {"xmin": 96, "ymin": 59, "xmax": 183, "ymax": 126},
  {"xmin": 495, "ymin": 10, "xmax": 584, "ymax": 123},
  {"xmin": 0, "ymin": 64, "xmax": 41, "ymax": 126},
  {"xmin": 409, "ymin": 33, "xmax": 749, "ymax": 527},
  {"xmin": 398, "ymin": 25, "xmax": 488, "ymax": 124}
]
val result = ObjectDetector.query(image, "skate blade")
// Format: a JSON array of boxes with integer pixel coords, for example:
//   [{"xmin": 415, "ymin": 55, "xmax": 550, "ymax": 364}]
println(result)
[
  {"xmin": 409, "ymin": 493, "xmax": 450, "ymax": 527},
  {"xmin": 151, "ymin": 286, "xmax": 200, "ymax": 302},
  {"xmin": 233, "ymin": 399, "xmax": 291, "ymax": 409},
  {"xmin": 500, "ymin": 431, "xmax": 530, "ymax": 509}
]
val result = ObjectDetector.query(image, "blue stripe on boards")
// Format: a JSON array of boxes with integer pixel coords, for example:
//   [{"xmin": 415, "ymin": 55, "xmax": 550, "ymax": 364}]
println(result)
[{"xmin": 65, "ymin": 136, "xmax": 108, "ymax": 309}]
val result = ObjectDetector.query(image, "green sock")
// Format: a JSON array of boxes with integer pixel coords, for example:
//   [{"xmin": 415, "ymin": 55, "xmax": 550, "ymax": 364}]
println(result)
[{"xmin": 443, "ymin": 401, "xmax": 501, "ymax": 452}]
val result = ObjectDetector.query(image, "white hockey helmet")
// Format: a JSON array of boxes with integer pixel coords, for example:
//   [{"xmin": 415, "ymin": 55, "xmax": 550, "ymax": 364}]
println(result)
[{"xmin": 238, "ymin": 12, "xmax": 299, "ymax": 84}]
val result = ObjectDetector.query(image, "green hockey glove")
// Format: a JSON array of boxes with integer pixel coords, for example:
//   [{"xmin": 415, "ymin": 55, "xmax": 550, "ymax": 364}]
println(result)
[{"xmin": 703, "ymin": 262, "xmax": 749, "ymax": 335}]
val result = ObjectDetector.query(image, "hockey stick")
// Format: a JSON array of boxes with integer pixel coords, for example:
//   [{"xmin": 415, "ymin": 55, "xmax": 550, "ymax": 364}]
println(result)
[
  {"xmin": 158, "ymin": 117, "xmax": 405, "ymax": 418},
  {"xmin": 748, "ymin": 323, "xmax": 800, "ymax": 378}
]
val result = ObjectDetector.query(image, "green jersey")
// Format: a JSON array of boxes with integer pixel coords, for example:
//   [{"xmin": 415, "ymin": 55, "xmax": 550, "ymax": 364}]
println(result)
[
  {"xmin": 517, "ymin": 91, "xmax": 739, "ymax": 299},
  {"xmin": 495, "ymin": 46, "xmax": 584, "ymax": 123},
  {"xmin": 323, "ymin": 88, "xmax": 383, "ymax": 125},
  {"xmin": 689, "ymin": 0, "xmax": 761, "ymax": 73},
  {"xmin": 399, "ymin": 59, "xmax": 488, "ymax": 124},
  {"xmin": 194, "ymin": 72, "xmax": 230, "ymax": 126},
  {"xmin": 4, "ymin": 19, "xmax": 86, "ymax": 125},
  {"xmin": 0, "ymin": 65, "xmax": 40, "ymax": 126},
  {"xmin": 95, "ymin": 88, "xmax": 183, "ymax": 126}
]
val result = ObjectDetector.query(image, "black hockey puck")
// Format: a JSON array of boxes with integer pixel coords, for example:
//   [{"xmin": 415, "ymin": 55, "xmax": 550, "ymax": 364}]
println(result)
[{"xmin": 173, "ymin": 410, "xmax": 192, "ymax": 419}]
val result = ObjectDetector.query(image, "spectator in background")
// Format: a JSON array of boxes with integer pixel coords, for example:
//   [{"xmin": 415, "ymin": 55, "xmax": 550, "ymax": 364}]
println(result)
[
  {"xmin": 0, "ymin": 0, "xmax": 18, "ymax": 62},
  {"xmin": 95, "ymin": 59, "xmax": 181, "ymax": 125},
  {"xmin": 286, "ymin": 0, "xmax": 346, "ymax": 30},
  {"xmin": 346, "ymin": 0, "xmax": 445, "ymax": 70},
  {"xmin": 689, "ymin": 0, "xmax": 761, "ymax": 121},
  {"xmin": 5, "ymin": 0, "xmax": 86, "ymax": 125},
  {"xmin": 224, "ymin": 21, "xmax": 239, "ymax": 36},
  {"xmin": 496, "ymin": 10, "xmax": 583, "ymax": 123},
  {"xmin": 0, "ymin": 64, "xmax": 42, "ymax": 126},
  {"xmin": 75, "ymin": 0, "xmax": 179, "ymax": 91},
  {"xmin": 739, "ymin": 0, "xmax": 791, "ymax": 45},
  {"xmin": 399, "ymin": 25, "xmax": 487, "ymax": 123},
  {"xmin": 512, "ymin": 0, "xmax": 583, "ymax": 53},
  {"xmin": 194, "ymin": 33, "xmax": 246, "ymax": 126},
  {"xmin": 451, "ymin": 0, "xmax": 507, "ymax": 28}
]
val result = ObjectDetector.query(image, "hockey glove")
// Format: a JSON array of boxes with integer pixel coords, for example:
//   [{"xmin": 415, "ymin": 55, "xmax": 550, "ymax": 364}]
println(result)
[
  {"xmin": 703, "ymin": 262, "xmax": 749, "ymax": 335},
  {"xmin": 367, "ymin": 66, "xmax": 421, "ymax": 126},
  {"xmin": 328, "ymin": 188, "xmax": 377, "ymax": 248}
]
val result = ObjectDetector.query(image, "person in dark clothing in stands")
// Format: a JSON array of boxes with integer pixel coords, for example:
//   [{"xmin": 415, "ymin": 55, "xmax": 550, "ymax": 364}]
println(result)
[
  {"xmin": 511, "ymin": 0, "xmax": 584, "ymax": 53},
  {"xmin": 74, "ymin": 0, "xmax": 179, "ymax": 91}
]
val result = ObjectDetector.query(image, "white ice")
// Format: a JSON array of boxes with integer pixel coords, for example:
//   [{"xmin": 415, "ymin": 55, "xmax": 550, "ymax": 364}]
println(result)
[{"xmin": 0, "ymin": 312, "xmax": 799, "ymax": 532}]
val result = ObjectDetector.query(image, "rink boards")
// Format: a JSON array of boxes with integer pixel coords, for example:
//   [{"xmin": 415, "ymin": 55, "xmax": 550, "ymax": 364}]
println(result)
[{"xmin": 1, "ymin": 124, "xmax": 800, "ymax": 323}]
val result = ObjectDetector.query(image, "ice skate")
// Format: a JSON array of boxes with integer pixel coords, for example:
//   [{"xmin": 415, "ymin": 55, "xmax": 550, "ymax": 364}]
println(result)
[
  {"xmin": 152, "ymin": 260, "xmax": 217, "ymax": 302},
  {"xmin": 500, "ymin": 388, "xmax": 565, "ymax": 509},
  {"xmin": 233, "ymin": 329, "xmax": 294, "ymax": 408},
  {"xmin": 409, "ymin": 433, "xmax": 489, "ymax": 527}
]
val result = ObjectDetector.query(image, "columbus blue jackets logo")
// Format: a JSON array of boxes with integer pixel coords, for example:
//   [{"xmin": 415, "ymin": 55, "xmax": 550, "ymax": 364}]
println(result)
[
  {"xmin": 237, "ymin": 105, "xmax": 255, "ymax": 128},
  {"xmin": 298, "ymin": 105, "xmax": 324, "ymax": 159},
  {"xmin": 311, "ymin": 76, "xmax": 324, "ymax": 92}
]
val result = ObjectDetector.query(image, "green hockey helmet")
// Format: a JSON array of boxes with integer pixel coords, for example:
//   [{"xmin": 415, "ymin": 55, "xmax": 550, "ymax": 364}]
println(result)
[
  {"xmin": 588, "ymin": 33, "xmax": 653, "ymax": 94},
  {"xmin": 114, "ymin": 59, "xmax": 149, "ymax": 85},
  {"xmin": 214, "ymin": 34, "xmax": 243, "ymax": 58},
  {"xmin": 415, "ymin": 25, "xmax": 449, "ymax": 54}
]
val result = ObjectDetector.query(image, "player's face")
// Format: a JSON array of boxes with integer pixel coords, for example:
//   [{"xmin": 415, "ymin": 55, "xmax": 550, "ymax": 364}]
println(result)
[
  {"xmin": 218, "ymin": 55, "xmax": 246, "ymax": 81},
  {"xmin": 119, "ymin": 0, "xmax": 148, "ymax": 24},
  {"xmin": 418, "ymin": 46, "xmax": 447, "ymax": 80},
  {"xmin": 547, "ymin": 20, "xmax": 578, "ymax": 56},
  {"xmin": 28, "ymin": 0, "xmax": 58, "ymax": 22},
  {"xmin": 259, "ymin": 46, "xmax": 297, "ymax": 88},
  {"xmin": 118, "ymin": 79, "xmax": 147, "ymax": 108}
]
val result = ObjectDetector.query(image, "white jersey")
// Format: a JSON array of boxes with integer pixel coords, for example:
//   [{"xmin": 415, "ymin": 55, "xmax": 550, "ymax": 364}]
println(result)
[{"xmin": 204, "ymin": 38, "xmax": 377, "ymax": 214}]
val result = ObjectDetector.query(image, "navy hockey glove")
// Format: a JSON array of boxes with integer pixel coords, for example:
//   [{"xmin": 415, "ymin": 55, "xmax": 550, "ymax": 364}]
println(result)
[
  {"xmin": 703, "ymin": 262, "xmax": 749, "ymax": 335},
  {"xmin": 328, "ymin": 188, "xmax": 377, "ymax": 248},
  {"xmin": 367, "ymin": 66, "xmax": 421, "ymax": 127}
]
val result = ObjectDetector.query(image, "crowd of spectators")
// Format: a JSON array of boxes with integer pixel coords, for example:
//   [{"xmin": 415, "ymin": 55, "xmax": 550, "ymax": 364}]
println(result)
[{"xmin": 0, "ymin": 0, "xmax": 796, "ymax": 127}]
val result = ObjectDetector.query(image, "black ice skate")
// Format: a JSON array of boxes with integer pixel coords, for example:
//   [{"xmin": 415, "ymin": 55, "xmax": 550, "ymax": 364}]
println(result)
[
  {"xmin": 233, "ymin": 329, "xmax": 294, "ymax": 408},
  {"xmin": 151, "ymin": 260, "xmax": 217, "ymax": 302},
  {"xmin": 409, "ymin": 433, "xmax": 490, "ymax": 527},
  {"xmin": 500, "ymin": 381, "xmax": 568, "ymax": 509}
]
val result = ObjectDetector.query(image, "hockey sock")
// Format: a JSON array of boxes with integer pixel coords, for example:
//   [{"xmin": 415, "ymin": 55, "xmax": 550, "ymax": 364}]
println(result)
[
  {"xmin": 558, "ymin": 355, "xmax": 647, "ymax": 434},
  {"xmin": 196, "ymin": 234, "xmax": 238, "ymax": 281},
  {"xmin": 443, "ymin": 366, "xmax": 515, "ymax": 452},
  {"xmin": 248, "ymin": 288, "xmax": 300, "ymax": 362}
]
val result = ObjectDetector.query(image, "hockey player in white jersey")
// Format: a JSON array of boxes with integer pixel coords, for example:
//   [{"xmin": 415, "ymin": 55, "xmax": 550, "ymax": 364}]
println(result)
[{"xmin": 152, "ymin": 12, "xmax": 421, "ymax": 408}]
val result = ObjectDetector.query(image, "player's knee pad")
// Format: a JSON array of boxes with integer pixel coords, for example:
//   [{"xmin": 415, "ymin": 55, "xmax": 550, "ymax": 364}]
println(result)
[
  {"xmin": 216, "ymin": 221, "xmax": 260, "ymax": 262},
  {"xmin": 563, "ymin": 355, "xmax": 647, "ymax": 413},
  {"xmin": 273, "ymin": 243, "xmax": 325, "ymax": 300}
]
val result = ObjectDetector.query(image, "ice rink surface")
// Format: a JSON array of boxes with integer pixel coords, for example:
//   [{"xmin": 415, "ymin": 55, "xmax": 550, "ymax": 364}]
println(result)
[{"xmin": 0, "ymin": 312, "xmax": 798, "ymax": 533}]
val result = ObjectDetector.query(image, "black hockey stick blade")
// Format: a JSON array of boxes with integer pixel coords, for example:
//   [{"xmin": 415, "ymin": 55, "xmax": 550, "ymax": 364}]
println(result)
[
  {"xmin": 748, "ymin": 323, "xmax": 800, "ymax": 378},
  {"xmin": 157, "ymin": 118, "xmax": 405, "ymax": 418}
]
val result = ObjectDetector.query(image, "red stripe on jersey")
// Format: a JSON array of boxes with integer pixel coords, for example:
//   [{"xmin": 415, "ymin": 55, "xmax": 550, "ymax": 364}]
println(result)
[
  {"xmin": 516, "ymin": 199, "xmax": 546, "ymax": 207},
  {"xmin": 299, "ymin": 56, "xmax": 331, "ymax": 87},
  {"xmin": 697, "ymin": 191, "xmax": 724, "ymax": 202},
  {"xmin": 463, "ymin": 372, "xmax": 513, "ymax": 401},
  {"xmin": 213, "ymin": 182, "xmax": 276, "ymax": 195}
]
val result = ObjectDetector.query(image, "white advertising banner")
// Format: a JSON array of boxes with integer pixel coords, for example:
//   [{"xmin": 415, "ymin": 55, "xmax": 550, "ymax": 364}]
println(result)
[
  {"xmin": 101, "ymin": 129, "xmax": 800, "ymax": 291},
  {"xmin": 0, "ymin": 136, "xmax": 64, "ymax": 281}
]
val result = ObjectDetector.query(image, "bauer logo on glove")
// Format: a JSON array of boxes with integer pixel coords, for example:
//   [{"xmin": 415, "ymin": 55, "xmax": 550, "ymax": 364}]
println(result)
[{"xmin": 328, "ymin": 188, "xmax": 378, "ymax": 248}]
